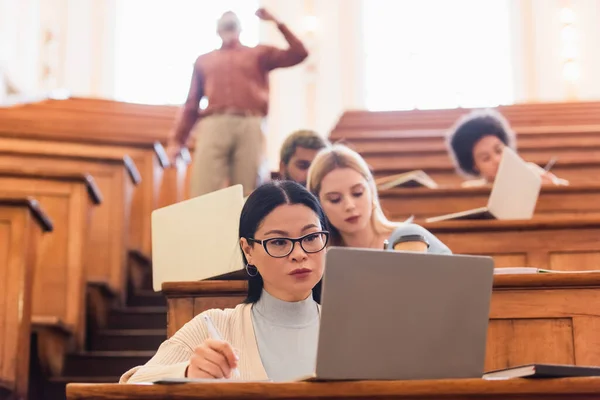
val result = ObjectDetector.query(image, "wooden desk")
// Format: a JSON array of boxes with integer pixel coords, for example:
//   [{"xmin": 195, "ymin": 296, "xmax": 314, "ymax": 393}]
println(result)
[
  {"xmin": 66, "ymin": 377, "xmax": 600, "ymax": 399},
  {"xmin": 332, "ymin": 102, "xmax": 600, "ymax": 130},
  {"xmin": 162, "ymin": 273, "xmax": 600, "ymax": 371},
  {"xmin": 0, "ymin": 136, "xmax": 167, "ymax": 258},
  {"xmin": 369, "ymin": 153, "xmax": 600, "ymax": 185},
  {"xmin": 0, "ymin": 197, "xmax": 52, "ymax": 400},
  {"xmin": 0, "ymin": 169, "xmax": 101, "ymax": 354},
  {"xmin": 380, "ymin": 185, "xmax": 600, "ymax": 221},
  {"xmin": 423, "ymin": 216, "xmax": 600, "ymax": 270}
]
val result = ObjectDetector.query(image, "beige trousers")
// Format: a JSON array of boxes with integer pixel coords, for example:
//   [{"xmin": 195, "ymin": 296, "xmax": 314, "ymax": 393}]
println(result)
[{"xmin": 189, "ymin": 114, "xmax": 268, "ymax": 197}]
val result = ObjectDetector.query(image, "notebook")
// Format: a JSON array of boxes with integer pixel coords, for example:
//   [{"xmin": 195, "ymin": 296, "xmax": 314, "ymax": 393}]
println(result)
[
  {"xmin": 151, "ymin": 185, "xmax": 245, "ymax": 291},
  {"xmin": 425, "ymin": 147, "xmax": 542, "ymax": 223},
  {"xmin": 298, "ymin": 248, "xmax": 494, "ymax": 381},
  {"xmin": 376, "ymin": 170, "xmax": 438, "ymax": 190},
  {"xmin": 493, "ymin": 267, "xmax": 600, "ymax": 275},
  {"xmin": 483, "ymin": 364, "xmax": 600, "ymax": 379}
]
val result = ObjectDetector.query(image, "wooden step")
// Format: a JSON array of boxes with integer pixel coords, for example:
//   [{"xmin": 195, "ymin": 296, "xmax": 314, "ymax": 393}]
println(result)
[
  {"xmin": 127, "ymin": 290, "xmax": 166, "ymax": 307},
  {"xmin": 62, "ymin": 351, "xmax": 155, "ymax": 377},
  {"xmin": 90, "ymin": 329, "xmax": 166, "ymax": 351},
  {"xmin": 44, "ymin": 376, "xmax": 120, "ymax": 400},
  {"xmin": 107, "ymin": 307, "xmax": 166, "ymax": 329}
]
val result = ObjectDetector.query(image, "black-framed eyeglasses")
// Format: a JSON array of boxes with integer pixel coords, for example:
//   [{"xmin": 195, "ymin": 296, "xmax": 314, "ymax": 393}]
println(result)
[{"xmin": 248, "ymin": 231, "xmax": 329, "ymax": 258}]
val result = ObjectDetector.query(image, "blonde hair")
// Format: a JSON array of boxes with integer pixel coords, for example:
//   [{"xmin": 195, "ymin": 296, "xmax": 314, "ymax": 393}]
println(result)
[{"xmin": 307, "ymin": 144, "xmax": 398, "ymax": 246}]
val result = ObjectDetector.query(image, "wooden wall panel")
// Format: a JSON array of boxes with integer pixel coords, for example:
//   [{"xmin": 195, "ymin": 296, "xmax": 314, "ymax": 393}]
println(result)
[
  {"xmin": 484, "ymin": 254, "xmax": 527, "ymax": 268},
  {"xmin": 428, "ymin": 220, "xmax": 600, "ymax": 271},
  {"xmin": 485, "ymin": 319, "xmax": 574, "ymax": 372},
  {"xmin": 549, "ymin": 252, "xmax": 600, "ymax": 271},
  {"xmin": 163, "ymin": 275, "xmax": 600, "ymax": 373}
]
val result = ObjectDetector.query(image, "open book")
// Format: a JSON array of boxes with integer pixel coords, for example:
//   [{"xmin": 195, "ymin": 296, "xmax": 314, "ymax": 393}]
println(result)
[
  {"xmin": 483, "ymin": 364, "xmax": 600, "ymax": 379},
  {"xmin": 375, "ymin": 170, "xmax": 438, "ymax": 190},
  {"xmin": 153, "ymin": 378, "xmax": 271, "ymax": 384}
]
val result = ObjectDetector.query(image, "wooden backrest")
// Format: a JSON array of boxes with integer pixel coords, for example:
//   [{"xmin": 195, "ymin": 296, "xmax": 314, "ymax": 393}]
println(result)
[
  {"xmin": 424, "ymin": 216, "xmax": 600, "ymax": 270},
  {"xmin": 0, "ymin": 153, "xmax": 137, "ymax": 301},
  {"xmin": 334, "ymin": 102, "xmax": 600, "ymax": 131},
  {"xmin": 0, "ymin": 129, "xmax": 174, "ymax": 258},
  {"xmin": 379, "ymin": 184, "xmax": 600, "ymax": 221},
  {"xmin": 0, "ymin": 99, "xmax": 176, "ymax": 145},
  {"xmin": 0, "ymin": 169, "xmax": 100, "ymax": 349},
  {"xmin": 330, "ymin": 104, "xmax": 600, "ymax": 182},
  {"xmin": 0, "ymin": 197, "xmax": 52, "ymax": 399}
]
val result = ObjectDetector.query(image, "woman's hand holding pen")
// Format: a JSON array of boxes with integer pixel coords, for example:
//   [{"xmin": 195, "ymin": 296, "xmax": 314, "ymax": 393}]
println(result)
[{"xmin": 186, "ymin": 339, "xmax": 239, "ymax": 379}]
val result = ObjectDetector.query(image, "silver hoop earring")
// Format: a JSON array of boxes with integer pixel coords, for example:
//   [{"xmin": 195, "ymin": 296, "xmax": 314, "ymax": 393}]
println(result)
[{"xmin": 245, "ymin": 263, "xmax": 258, "ymax": 277}]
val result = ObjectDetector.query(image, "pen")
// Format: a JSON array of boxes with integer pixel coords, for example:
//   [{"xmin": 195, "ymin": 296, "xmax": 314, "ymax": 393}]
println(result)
[
  {"xmin": 543, "ymin": 157, "xmax": 557, "ymax": 172},
  {"xmin": 202, "ymin": 314, "xmax": 241, "ymax": 379}
]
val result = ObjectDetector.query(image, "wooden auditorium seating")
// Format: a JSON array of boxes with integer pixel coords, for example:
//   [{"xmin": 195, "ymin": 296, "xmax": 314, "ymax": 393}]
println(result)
[
  {"xmin": 0, "ymin": 152, "xmax": 137, "ymax": 297},
  {"xmin": 0, "ymin": 197, "xmax": 52, "ymax": 400},
  {"xmin": 331, "ymin": 103, "xmax": 600, "ymax": 185},
  {"xmin": 0, "ymin": 100, "xmax": 177, "ymax": 259},
  {"xmin": 0, "ymin": 168, "xmax": 103, "ymax": 376},
  {"xmin": 1, "ymin": 98, "xmax": 600, "ymax": 398},
  {"xmin": 363, "ymin": 147, "xmax": 599, "ymax": 184},
  {"xmin": 66, "ymin": 378, "xmax": 600, "ymax": 400},
  {"xmin": 334, "ymin": 101, "xmax": 600, "ymax": 129},
  {"xmin": 380, "ymin": 184, "xmax": 600, "ymax": 221},
  {"xmin": 424, "ymin": 216, "xmax": 600, "ymax": 270},
  {"xmin": 162, "ymin": 274, "xmax": 600, "ymax": 372}
]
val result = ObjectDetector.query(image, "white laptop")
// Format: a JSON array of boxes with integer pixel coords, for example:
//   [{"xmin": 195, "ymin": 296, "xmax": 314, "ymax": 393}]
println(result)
[
  {"xmin": 425, "ymin": 147, "xmax": 542, "ymax": 223},
  {"xmin": 300, "ymin": 248, "xmax": 494, "ymax": 381},
  {"xmin": 151, "ymin": 185, "xmax": 245, "ymax": 292}
]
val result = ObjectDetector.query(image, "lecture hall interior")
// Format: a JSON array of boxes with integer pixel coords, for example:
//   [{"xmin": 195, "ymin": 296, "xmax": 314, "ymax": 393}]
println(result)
[{"xmin": 2, "ymin": 0, "xmax": 600, "ymax": 399}]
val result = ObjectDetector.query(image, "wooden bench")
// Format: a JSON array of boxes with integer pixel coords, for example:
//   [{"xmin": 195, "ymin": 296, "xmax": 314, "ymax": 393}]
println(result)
[
  {"xmin": 0, "ymin": 136, "xmax": 162, "ymax": 258},
  {"xmin": 423, "ymin": 216, "xmax": 600, "ymax": 270},
  {"xmin": 0, "ymin": 197, "xmax": 52, "ymax": 400},
  {"xmin": 66, "ymin": 378, "xmax": 600, "ymax": 399},
  {"xmin": 366, "ymin": 151, "xmax": 600, "ymax": 185},
  {"xmin": 0, "ymin": 169, "xmax": 102, "ymax": 368},
  {"xmin": 334, "ymin": 102, "xmax": 600, "ymax": 130},
  {"xmin": 330, "ymin": 106, "xmax": 600, "ymax": 184},
  {"xmin": 379, "ymin": 184, "xmax": 600, "ymax": 221},
  {"xmin": 161, "ymin": 273, "xmax": 600, "ymax": 372},
  {"xmin": 339, "ymin": 125, "xmax": 600, "ymax": 153},
  {"xmin": 0, "ymin": 101, "xmax": 189, "ymax": 229},
  {"xmin": 0, "ymin": 152, "xmax": 138, "ymax": 299}
]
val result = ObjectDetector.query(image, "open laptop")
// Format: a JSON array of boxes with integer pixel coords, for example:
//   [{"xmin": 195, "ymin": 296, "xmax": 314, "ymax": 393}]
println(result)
[
  {"xmin": 425, "ymin": 147, "xmax": 542, "ymax": 223},
  {"xmin": 302, "ymin": 248, "xmax": 494, "ymax": 381},
  {"xmin": 151, "ymin": 185, "xmax": 245, "ymax": 292}
]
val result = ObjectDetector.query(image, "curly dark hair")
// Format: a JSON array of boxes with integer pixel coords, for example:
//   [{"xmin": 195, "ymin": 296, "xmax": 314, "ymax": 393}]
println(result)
[{"xmin": 446, "ymin": 109, "xmax": 516, "ymax": 176}]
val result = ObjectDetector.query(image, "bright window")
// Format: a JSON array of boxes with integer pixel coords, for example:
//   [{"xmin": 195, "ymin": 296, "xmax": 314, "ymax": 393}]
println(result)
[
  {"xmin": 114, "ymin": 0, "xmax": 259, "ymax": 104},
  {"xmin": 363, "ymin": 0, "xmax": 514, "ymax": 110}
]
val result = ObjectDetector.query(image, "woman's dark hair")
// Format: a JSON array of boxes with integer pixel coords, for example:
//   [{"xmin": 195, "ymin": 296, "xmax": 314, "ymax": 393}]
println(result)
[
  {"xmin": 239, "ymin": 180, "xmax": 328, "ymax": 303},
  {"xmin": 446, "ymin": 109, "xmax": 516, "ymax": 176}
]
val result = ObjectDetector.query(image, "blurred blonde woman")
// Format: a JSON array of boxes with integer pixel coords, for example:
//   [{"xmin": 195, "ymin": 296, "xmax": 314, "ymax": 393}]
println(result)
[{"xmin": 307, "ymin": 144, "xmax": 451, "ymax": 253}]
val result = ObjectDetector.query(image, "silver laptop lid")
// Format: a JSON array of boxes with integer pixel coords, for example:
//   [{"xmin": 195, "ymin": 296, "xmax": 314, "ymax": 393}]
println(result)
[
  {"xmin": 316, "ymin": 248, "xmax": 494, "ymax": 381},
  {"xmin": 487, "ymin": 147, "xmax": 542, "ymax": 220}
]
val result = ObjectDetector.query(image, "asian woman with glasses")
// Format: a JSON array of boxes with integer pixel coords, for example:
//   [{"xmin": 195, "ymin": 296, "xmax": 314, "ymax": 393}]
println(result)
[{"xmin": 121, "ymin": 181, "xmax": 329, "ymax": 383}]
